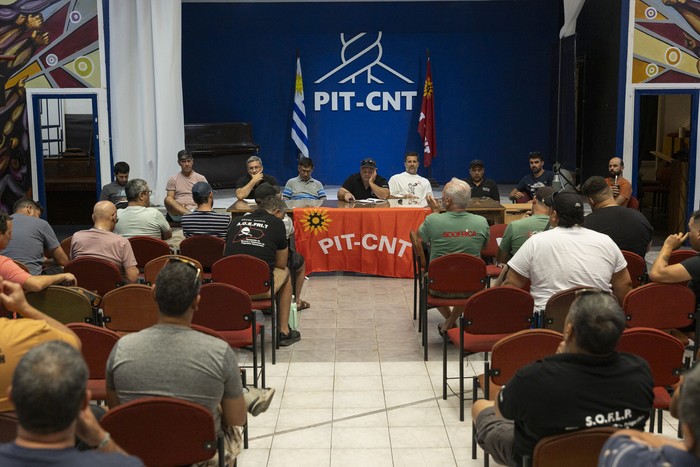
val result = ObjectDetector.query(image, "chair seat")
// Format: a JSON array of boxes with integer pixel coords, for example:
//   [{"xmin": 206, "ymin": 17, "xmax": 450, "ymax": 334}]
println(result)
[
  {"xmin": 251, "ymin": 299, "xmax": 273, "ymax": 310},
  {"xmin": 88, "ymin": 379, "xmax": 107, "ymax": 401},
  {"xmin": 427, "ymin": 295, "xmax": 471, "ymax": 308},
  {"xmin": 653, "ymin": 386, "xmax": 671, "ymax": 409},
  {"xmin": 446, "ymin": 328, "xmax": 510, "ymax": 353},
  {"xmin": 217, "ymin": 323, "xmax": 263, "ymax": 348},
  {"xmin": 486, "ymin": 264, "xmax": 502, "ymax": 278}
]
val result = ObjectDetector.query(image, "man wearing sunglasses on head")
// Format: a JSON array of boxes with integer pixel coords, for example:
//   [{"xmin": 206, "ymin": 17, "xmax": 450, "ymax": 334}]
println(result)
[{"xmin": 337, "ymin": 158, "xmax": 390, "ymax": 202}]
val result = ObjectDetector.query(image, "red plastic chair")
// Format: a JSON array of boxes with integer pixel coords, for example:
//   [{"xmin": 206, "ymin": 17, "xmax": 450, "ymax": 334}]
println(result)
[
  {"xmin": 621, "ymin": 250, "xmax": 647, "ymax": 288},
  {"xmin": 192, "ymin": 282, "xmax": 265, "ymax": 387},
  {"xmin": 482, "ymin": 223, "xmax": 507, "ymax": 279},
  {"xmin": 617, "ymin": 327, "xmax": 685, "ymax": 434},
  {"xmin": 409, "ymin": 231, "xmax": 427, "ymax": 326},
  {"xmin": 669, "ymin": 249, "xmax": 697, "ymax": 265},
  {"xmin": 211, "ymin": 255, "xmax": 279, "ymax": 364},
  {"xmin": 180, "ymin": 235, "xmax": 225, "ymax": 277},
  {"xmin": 64, "ymin": 256, "xmax": 123, "ymax": 296},
  {"xmin": 128, "ymin": 236, "xmax": 171, "ymax": 271},
  {"xmin": 67, "ymin": 323, "xmax": 120, "ymax": 401},
  {"xmin": 623, "ymin": 283, "xmax": 696, "ymax": 330},
  {"xmin": 101, "ymin": 397, "xmax": 223, "ymax": 467},
  {"xmin": 541, "ymin": 286, "xmax": 591, "ymax": 333},
  {"xmin": 443, "ymin": 286, "xmax": 534, "ymax": 421},
  {"xmin": 527, "ymin": 426, "xmax": 618, "ymax": 467},
  {"xmin": 143, "ymin": 254, "xmax": 203, "ymax": 286},
  {"xmin": 101, "ymin": 284, "xmax": 159, "ymax": 335},
  {"xmin": 627, "ymin": 195, "xmax": 640, "ymax": 210}
]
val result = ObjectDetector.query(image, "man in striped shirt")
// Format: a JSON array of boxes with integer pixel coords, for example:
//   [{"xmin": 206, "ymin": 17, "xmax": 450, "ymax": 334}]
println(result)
[
  {"xmin": 181, "ymin": 182, "xmax": 231, "ymax": 238},
  {"xmin": 282, "ymin": 157, "xmax": 326, "ymax": 201}
]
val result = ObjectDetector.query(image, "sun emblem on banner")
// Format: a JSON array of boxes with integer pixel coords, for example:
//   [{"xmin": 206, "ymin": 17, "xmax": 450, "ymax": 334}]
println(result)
[
  {"xmin": 300, "ymin": 208, "xmax": 333, "ymax": 235},
  {"xmin": 423, "ymin": 78, "xmax": 433, "ymax": 97}
]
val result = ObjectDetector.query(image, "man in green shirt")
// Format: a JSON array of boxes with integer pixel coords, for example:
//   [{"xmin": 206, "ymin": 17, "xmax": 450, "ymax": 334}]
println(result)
[{"xmin": 497, "ymin": 186, "xmax": 554, "ymax": 264}]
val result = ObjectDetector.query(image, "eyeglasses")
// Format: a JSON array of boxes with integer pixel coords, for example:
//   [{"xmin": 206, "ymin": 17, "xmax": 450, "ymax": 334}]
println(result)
[
  {"xmin": 360, "ymin": 158, "xmax": 376, "ymax": 166},
  {"xmin": 168, "ymin": 257, "xmax": 202, "ymax": 287},
  {"xmin": 528, "ymin": 151, "xmax": 542, "ymax": 158},
  {"xmin": 141, "ymin": 190, "xmax": 152, "ymax": 196}
]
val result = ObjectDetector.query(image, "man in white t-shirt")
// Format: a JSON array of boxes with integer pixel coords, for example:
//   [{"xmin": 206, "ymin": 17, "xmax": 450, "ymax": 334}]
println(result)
[
  {"xmin": 503, "ymin": 191, "xmax": 632, "ymax": 311},
  {"xmin": 388, "ymin": 152, "xmax": 433, "ymax": 200},
  {"xmin": 164, "ymin": 150, "xmax": 208, "ymax": 222}
]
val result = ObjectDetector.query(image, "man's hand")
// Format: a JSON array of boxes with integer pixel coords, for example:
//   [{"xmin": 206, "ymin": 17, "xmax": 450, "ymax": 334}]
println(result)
[
  {"xmin": 75, "ymin": 400, "xmax": 107, "ymax": 447},
  {"xmin": 556, "ymin": 340, "xmax": 566, "ymax": 354},
  {"xmin": 62, "ymin": 273, "xmax": 77, "ymax": 286},
  {"xmin": 611, "ymin": 184, "xmax": 621, "ymax": 197},
  {"xmin": 403, "ymin": 193, "xmax": 418, "ymax": 199},
  {"xmin": 344, "ymin": 192, "xmax": 355, "ymax": 202},
  {"xmin": 426, "ymin": 194, "xmax": 441, "ymax": 212},
  {"xmin": 663, "ymin": 232, "xmax": 688, "ymax": 251},
  {"xmin": 369, "ymin": 169, "xmax": 377, "ymax": 184},
  {"xmin": 0, "ymin": 279, "xmax": 30, "ymax": 314},
  {"xmin": 251, "ymin": 172, "xmax": 264, "ymax": 185},
  {"xmin": 509, "ymin": 188, "xmax": 523, "ymax": 200}
]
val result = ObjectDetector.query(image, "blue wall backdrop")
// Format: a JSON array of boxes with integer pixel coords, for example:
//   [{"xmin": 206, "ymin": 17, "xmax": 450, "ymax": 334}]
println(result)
[{"xmin": 182, "ymin": 1, "xmax": 561, "ymax": 186}]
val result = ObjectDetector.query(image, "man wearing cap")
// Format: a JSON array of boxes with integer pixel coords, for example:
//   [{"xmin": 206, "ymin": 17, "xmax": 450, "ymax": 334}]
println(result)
[
  {"xmin": 503, "ymin": 191, "xmax": 632, "ymax": 311},
  {"xmin": 465, "ymin": 160, "xmax": 500, "ymax": 201},
  {"xmin": 164, "ymin": 149, "xmax": 208, "ymax": 222},
  {"xmin": 508, "ymin": 151, "xmax": 554, "ymax": 202},
  {"xmin": 235, "ymin": 156, "xmax": 279, "ymax": 201},
  {"xmin": 337, "ymin": 158, "xmax": 390, "ymax": 202},
  {"xmin": 181, "ymin": 182, "xmax": 231, "ymax": 239},
  {"xmin": 605, "ymin": 157, "xmax": 632, "ymax": 207},
  {"xmin": 388, "ymin": 152, "xmax": 433, "ymax": 200},
  {"xmin": 283, "ymin": 157, "xmax": 326, "ymax": 201},
  {"xmin": 114, "ymin": 179, "xmax": 172, "ymax": 240},
  {"xmin": 497, "ymin": 187, "xmax": 554, "ymax": 265}
]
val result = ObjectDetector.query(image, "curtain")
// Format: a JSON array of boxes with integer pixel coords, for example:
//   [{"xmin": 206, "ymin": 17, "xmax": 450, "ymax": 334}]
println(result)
[{"xmin": 108, "ymin": 0, "xmax": 184, "ymax": 202}]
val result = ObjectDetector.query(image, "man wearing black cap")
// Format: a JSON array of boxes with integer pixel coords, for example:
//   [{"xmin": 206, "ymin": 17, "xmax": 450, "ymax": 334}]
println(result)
[
  {"xmin": 503, "ymin": 191, "xmax": 632, "ymax": 311},
  {"xmin": 388, "ymin": 152, "xmax": 433, "ymax": 200},
  {"xmin": 464, "ymin": 159, "xmax": 500, "ymax": 201},
  {"xmin": 337, "ymin": 158, "xmax": 390, "ymax": 202},
  {"xmin": 181, "ymin": 181, "xmax": 231, "ymax": 238},
  {"xmin": 235, "ymin": 156, "xmax": 279, "ymax": 201},
  {"xmin": 164, "ymin": 150, "xmax": 208, "ymax": 222}
]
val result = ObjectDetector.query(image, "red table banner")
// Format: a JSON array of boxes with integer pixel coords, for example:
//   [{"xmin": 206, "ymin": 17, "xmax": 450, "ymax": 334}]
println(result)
[{"xmin": 293, "ymin": 207, "xmax": 429, "ymax": 278}]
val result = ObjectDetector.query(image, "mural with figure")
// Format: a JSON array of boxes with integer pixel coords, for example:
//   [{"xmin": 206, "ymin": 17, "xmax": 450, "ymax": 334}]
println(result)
[
  {"xmin": 633, "ymin": 0, "xmax": 700, "ymax": 83},
  {"xmin": 0, "ymin": 0, "xmax": 99, "ymax": 212}
]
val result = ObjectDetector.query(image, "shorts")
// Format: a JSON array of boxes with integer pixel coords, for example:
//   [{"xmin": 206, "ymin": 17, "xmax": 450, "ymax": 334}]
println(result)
[
  {"xmin": 250, "ymin": 267, "xmax": 289, "ymax": 300},
  {"xmin": 474, "ymin": 406, "xmax": 517, "ymax": 467},
  {"xmin": 290, "ymin": 250, "xmax": 305, "ymax": 271}
]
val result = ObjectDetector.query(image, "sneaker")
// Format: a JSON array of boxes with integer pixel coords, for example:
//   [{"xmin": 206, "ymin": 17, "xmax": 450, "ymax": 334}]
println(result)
[
  {"xmin": 246, "ymin": 387, "xmax": 276, "ymax": 417},
  {"xmin": 278, "ymin": 329, "xmax": 301, "ymax": 346}
]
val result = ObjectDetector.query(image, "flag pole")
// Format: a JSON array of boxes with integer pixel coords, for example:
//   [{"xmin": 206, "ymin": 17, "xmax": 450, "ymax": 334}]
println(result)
[{"xmin": 425, "ymin": 49, "xmax": 432, "ymax": 182}]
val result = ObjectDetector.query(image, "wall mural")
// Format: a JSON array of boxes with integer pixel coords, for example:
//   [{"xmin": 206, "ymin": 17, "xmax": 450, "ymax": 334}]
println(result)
[{"xmin": 0, "ymin": 0, "xmax": 99, "ymax": 212}]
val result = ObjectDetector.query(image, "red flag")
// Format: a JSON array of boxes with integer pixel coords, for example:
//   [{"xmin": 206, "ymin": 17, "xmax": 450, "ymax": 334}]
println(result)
[{"xmin": 417, "ymin": 57, "xmax": 436, "ymax": 167}]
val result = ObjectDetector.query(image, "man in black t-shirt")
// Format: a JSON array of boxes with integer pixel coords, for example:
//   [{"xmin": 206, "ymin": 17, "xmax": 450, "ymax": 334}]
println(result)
[
  {"xmin": 581, "ymin": 176, "xmax": 652, "ymax": 259},
  {"xmin": 224, "ymin": 196, "xmax": 300, "ymax": 346},
  {"xmin": 472, "ymin": 291, "xmax": 653, "ymax": 466},
  {"xmin": 650, "ymin": 209, "xmax": 700, "ymax": 299},
  {"xmin": 337, "ymin": 158, "xmax": 390, "ymax": 202},
  {"xmin": 508, "ymin": 151, "xmax": 554, "ymax": 203},
  {"xmin": 464, "ymin": 159, "xmax": 500, "ymax": 201},
  {"xmin": 235, "ymin": 155, "xmax": 279, "ymax": 201}
]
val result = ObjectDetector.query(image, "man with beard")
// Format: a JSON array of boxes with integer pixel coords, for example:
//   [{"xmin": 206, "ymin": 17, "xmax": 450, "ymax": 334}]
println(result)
[
  {"xmin": 388, "ymin": 152, "xmax": 433, "ymax": 200},
  {"xmin": 508, "ymin": 151, "xmax": 553, "ymax": 202},
  {"xmin": 605, "ymin": 157, "xmax": 632, "ymax": 207}
]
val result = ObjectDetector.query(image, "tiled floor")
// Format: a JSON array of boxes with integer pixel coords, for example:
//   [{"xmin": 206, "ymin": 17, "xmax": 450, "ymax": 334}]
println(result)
[{"xmin": 233, "ymin": 273, "xmax": 681, "ymax": 467}]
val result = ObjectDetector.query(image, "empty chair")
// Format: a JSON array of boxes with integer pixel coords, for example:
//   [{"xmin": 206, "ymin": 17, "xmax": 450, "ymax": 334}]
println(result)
[
  {"xmin": 542, "ymin": 286, "xmax": 591, "ymax": 332},
  {"xmin": 180, "ymin": 235, "xmax": 226, "ymax": 279},
  {"xmin": 627, "ymin": 195, "xmax": 640, "ymax": 210},
  {"xmin": 623, "ymin": 282, "xmax": 696, "ymax": 330},
  {"xmin": 128, "ymin": 236, "xmax": 171, "ymax": 271},
  {"xmin": 101, "ymin": 284, "xmax": 159, "ymax": 335},
  {"xmin": 143, "ymin": 254, "xmax": 203, "ymax": 286},
  {"xmin": 526, "ymin": 426, "xmax": 618, "ymax": 467},
  {"xmin": 669, "ymin": 249, "xmax": 696, "ymax": 265},
  {"xmin": 60, "ymin": 236, "xmax": 71, "ymax": 257},
  {"xmin": 67, "ymin": 323, "xmax": 120, "ymax": 401},
  {"xmin": 25, "ymin": 285, "xmax": 97, "ymax": 325},
  {"xmin": 621, "ymin": 250, "xmax": 647, "ymax": 288},
  {"xmin": 64, "ymin": 257, "xmax": 123, "ymax": 296}
]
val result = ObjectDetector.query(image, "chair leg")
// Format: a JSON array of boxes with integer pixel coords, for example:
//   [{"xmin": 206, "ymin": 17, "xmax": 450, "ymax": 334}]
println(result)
[
  {"xmin": 459, "ymin": 317, "xmax": 465, "ymax": 422},
  {"xmin": 252, "ymin": 319, "xmax": 259, "ymax": 388},
  {"xmin": 413, "ymin": 274, "xmax": 418, "ymax": 321},
  {"xmin": 442, "ymin": 331, "xmax": 448, "ymax": 400},
  {"xmin": 217, "ymin": 435, "xmax": 226, "ymax": 467},
  {"xmin": 649, "ymin": 409, "xmax": 656, "ymax": 433},
  {"xmin": 657, "ymin": 408, "xmax": 663, "ymax": 433},
  {"xmin": 472, "ymin": 376, "xmax": 479, "ymax": 460},
  {"xmin": 260, "ymin": 326, "xmax": 266, "ymax": 389}
]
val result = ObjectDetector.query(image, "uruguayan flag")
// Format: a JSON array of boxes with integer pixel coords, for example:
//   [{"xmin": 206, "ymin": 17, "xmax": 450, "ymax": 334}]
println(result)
[{"xmin": 291, "ymin": 57, "xmax": 309, "ymax": 158}]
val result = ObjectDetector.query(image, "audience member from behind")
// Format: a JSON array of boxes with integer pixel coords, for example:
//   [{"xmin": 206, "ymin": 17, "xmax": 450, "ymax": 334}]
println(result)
[
  {"xmin": 600, "ymin": 362, "xmax": 700, "ymax": 466},
  {"xmin": 0, "ymin": 341, "xmax": 142, "ymax": 465},
  {"xmin": 235, "ymin": 156, "xmax": 279, "ymax": 201},
  {"xmin": 106, "ymin": 261, "xmax": 274, "ymax": 466},
  {"xmin": 71, "ymin": 201, "xmax": 139, "ymax": 284},
  {"xmin": 283, "ymin": 157, "xmax": 326, "ymax": 201},
  {"xmin": 649, "ymin": 210, "xmax": 700, "ymax": 299},
  {"xmin": 181, "ymin": 182, "xmax": 231, "ymax": 238},
  {"xmin": 388, "ymin": 152, "xmax": 433, "ymax": 200},
  {"xmin": 503, "ymin": 191, "xmax": 632, "ymax": 311},
  {"xmin": 114, "ymin": 179, "xmax": 171, "ymax": 240},
  {"xmin": 0, "ymin": 212, "xmax": 76, "ymax": 292},
  {"xmin": 1, "ymin": 198, "xmax": 68, "ymax": 275},
  {"xmin": 0, "ymin": 277, "xmax": 80, "ymax": 412},
  {"xmin": 164, "ymin": 150, "xmax": 208, "ymax": 222},
  {"xmin": 605, "ymin": 157, "xmax": 632, "ymax": 207},
  {"xmin": 508, "ymin": 151, "xmax": 554, "ymax": 202},
  {"xmin": 225, "ymin": 195, "xmax": 301, "ymax": 345},
  {"xmin": 464, "ymin": 159, "xmax": 500, "ymax": 201},
  {"xmin": 581, "ymin": 175, "xmax": 652, "ymax": 259},
  {"xmin": 337, "ymin": 158, "xmax": 390, "ymax": 202},
  {"xmin": 418, "ymin": 178, "xmax": 489, "ymax": 333},
  {"xmin": 100, "ymin": 162, "xmax": 129, "ymax": 205},
  {"xmin": 473, "ymin": 290, "xmax": 653, "ymax": 466},
  {"xmin": 497, "ymin": 186, "xmax": 554, "ymax": 264}
]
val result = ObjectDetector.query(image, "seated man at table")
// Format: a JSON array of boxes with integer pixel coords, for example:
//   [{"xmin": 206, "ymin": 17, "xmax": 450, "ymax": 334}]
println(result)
[
  {"xmin": 225, "ymin": 195, "xmax": 300, "ymax": 346},
  {"xmin": 418, "ymin": 178, "xmax": 489, "ymax": 333},
  {"xmin": 164, "ymin": 150, "xmax": 208, "ymax": 222},
  {"xmin": 508, "ymin": 151, "xmax": 554, "ymax": 202},
  {"xmin": 283, "ymin": 157, "xmax": 326, "ymax": 201},
  {"xmin": 337, "ymin": 157, "xmax": 390, "ymax": 202},
  {"xmin": 388, "ymin": 152, "xmax": 433, "ymax": 200},
  {"xmin": 464, "ymin": 159, "xmax": 500, "ymax": 201},
  {"xmin": 235, "ymin": 156, "xmax": 279, "ymax": 200}
]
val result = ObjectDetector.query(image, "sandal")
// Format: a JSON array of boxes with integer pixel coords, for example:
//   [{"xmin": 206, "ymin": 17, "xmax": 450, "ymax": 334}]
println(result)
[{"xmin": 297, "ymin": 300, "xmax": 310, "ymax": 311}]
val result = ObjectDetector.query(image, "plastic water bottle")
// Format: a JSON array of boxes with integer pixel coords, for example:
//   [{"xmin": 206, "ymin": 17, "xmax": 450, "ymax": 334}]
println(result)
[{"xmin": 289, "ymin": 295, "xmax": 298, "ymax": 330}]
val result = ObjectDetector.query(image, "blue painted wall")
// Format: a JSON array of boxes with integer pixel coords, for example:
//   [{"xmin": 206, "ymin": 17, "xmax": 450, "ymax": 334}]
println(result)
[{"xmin": 182, "ymin": 1, "xmax": 561, "ymax": 185}]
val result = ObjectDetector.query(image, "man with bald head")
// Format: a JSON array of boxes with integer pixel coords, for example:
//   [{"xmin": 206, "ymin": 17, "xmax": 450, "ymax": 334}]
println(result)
[
  {"xmin": 605, "ymin": 157, "xmax": 632, "ymax": 207},
  {"xmin": 70, "ymin": 201, "xmax": 139, "ymax": 284}
]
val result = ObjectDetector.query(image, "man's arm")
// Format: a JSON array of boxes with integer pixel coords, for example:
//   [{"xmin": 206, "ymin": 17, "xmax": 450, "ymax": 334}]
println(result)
[
  {"xmin": 106, "ymin": 389, "xmax": 120, "ymax": 410},
  {"xmin": 275, "ymin": 247, "xmax": 289, "ymax": 270},
  {"xmin": 24, "ymin": 272, "xmax": 76, "ymax": 292},
  {"xmin": 610, "ymin": 268, "xmax": 632, "ymax": 305},
  {"xmin": 75, "ymin": 399, "xmax": 136, "ymax": 456},
  {"xmin": 502, "ymin": 268, "xmax": 528, "ymax": 289},
  {"xmin": 496, "ymin": 247, "xmax": 511, "ymax": 265},
  {"xmin": 221, "ymin": 395, "xmax": 247, "ymax": 427},
  {"xmin": 369, "ymin": 172, "xmax": 390, "ymax": 200},
  {"xmin": 337, "ymin": 187, "xmax": 354, "ymax": 202},
  {"xmin": 124, "ymin": 266, "xmax": 139, "ymax": 284},
  {"xmin": 49, "ymin": 245, "xmax": 69, "ymax": 267},
  {"xmin": 164, "ymin": 190, "xmax": 189, "ymax": 216},
  {"xmin": 649, "ymin": 233, "xmax": 693, "ymax": 283},
  {"xmin": 235, "ymin": 173, "xmax": 264, "ymax": 200}
]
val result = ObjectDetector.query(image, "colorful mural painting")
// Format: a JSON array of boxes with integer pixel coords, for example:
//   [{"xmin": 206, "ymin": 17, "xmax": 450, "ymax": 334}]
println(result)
[{"xmin": 0, "ymin": 0, "xmax": 99, "ymax": 212}]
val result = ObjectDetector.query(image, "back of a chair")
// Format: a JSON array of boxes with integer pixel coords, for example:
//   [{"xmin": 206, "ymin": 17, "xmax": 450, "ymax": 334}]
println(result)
[
  {"xmin": 60, "ymin": 236, "xmax": 72, "ymax": 257},
  {"xmin": 542, "ymin": 286, "xmax": 590, "ymax": 333},
  {"xmin": 617, "ymin": 327, "xmax": 685, "ymax": 388},
  {"xmin": 64, "ymin": 257, "xmax": 122, "ymax": 296},
  {"xmin": 482, "ymin": 223, "xmax": 507, "ymax": 263},
  {"xmin": 128, "ymin": 236, "xmax": 171, "ymax": 270},
  {"xmin": 463, "ymin": 286, "xmax": 534, "ymax": 335},
  {"xmin": 427, "ymin": 253, "xmax": 487, "ymax": 295},
  {"xmin": 212, "ymin": 255, "xmax": 271, "ymax": 296},
  {"xmin": 102, "ymin": 284, "xmax": 159, "ymax": 333},
  {"xmin": 190, "ymin": 323, "xmax": 228, "ymax": 341},
  {"xmin": 669, "ymin": 249, "xmax": 697, "ymax": 265},
  {"xmin": 67, "ymin": 323, "xmax": 120, "ymax": 379},
  {"xmin": 623, "ymin": 282, "xmax": 695, "ymax": 329},
  {"xmin": 101, "ymin": 397, "xmax": 219, "ymax": 467},
  {"xmin": 25, "ymin": 286, "xmax": 96, "ymax": 325},
  {"xmin": 193, "ymin": 282, "xmax": 252, "ymax": 331},
  {"xmin": 490, "ymin": 329, "xmax": 562, "ymax": 387},
  {"xmin": 627, "ymin": 196, "xmax": 640, "ymax": 210},
  {"xmin": 0, "ymin": 411, "xmax": 17, "ymax": 443},
  {"xmin": 180, "ymin": 235, "xmax": 226, "ymax": 271},
  {"xmin": 530, "ymin": 427, "xmax": 618, "ymax": 467},
  {"xmin": 409, "ymin": 230, "xmax": 427, "ymax": 273},
  {"xmin": 143, "ymin": 255, "xmax": 203, "ymax": 285},
  {"xmin": 12, "ymin": 260, "xmax": 29, "ymax": 273},
  {"xmin": 621, "ymin": 250, "xmax": 647, "ymax": 288}
]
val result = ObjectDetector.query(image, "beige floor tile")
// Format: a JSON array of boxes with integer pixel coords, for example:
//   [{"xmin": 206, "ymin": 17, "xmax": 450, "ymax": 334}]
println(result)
[
  {"xmin": 387, "ymin": 406, "xmax": 446, "ymax": 427},
  {"xmin": 331, "ymin": 426, "xmax": 391, "ymax": 449},
  {"xmin": 382, "ymin": 374, "xmax": 433, "ymax": 391},
  {"xmin": 385, "ymin": 389, "xmax": 438, "ymax": 408},
  {"xmin": 271, "ymin": 425, "xmax": 332, "ymax": 449},
  {"xmin": 331, "ymin": 448, "xmax": 393, "ymax": 467},
  {"xmin": 334, "ymin": 361, "xmax": 381, "ymax": 376},
  {"xmin": 380, "ymin": 361, "xmax": 428, "ymax": 375},
  {"xmin": 335, "ymin": 349, "xmax": 380, "ymax": 362},
  {"xmin": 392, "ymin": 447, "xmax": 457, "ymax": 467},
  {"xmin": 236, "ymin": 448, "xmax": 271, "ymax": 465},
  {"xmin": 285, "ymin": 375, "xmax": 334, "ymax": 391},
  {"xmin": 291, "ymin": 349, "xmax": 337, "ymax": 362},
  {"xmin": 389, "ymin": 426, "xmax": 452, "ymax": 448},
  {"xmin": 281, "ymin": 390, "xmax": 334, "ymax": 409},
  {"xmin": 244, "ymin": 434, "xmax": 273, "ymax": 449},
  {"xmin": 268, "ymin": 447, "xmax": 331, "ymax": 466},
  {"xmin": 287, "ymin": 361, "xmax": 334, "ymax": 377},
  {"xmin": 276, "ymin": 408, "xmax": 333, "ymax": 429},
  {"xmin": 334, "ymin": 390, "xmax": 386, "ymax": 409},
  {"xmin": 334, "ymin": 375, "xmax": 383, "ymax": 391},
  {"xmin": 332, "ymin": 409, "xmax": 389, "ymax": 427}
]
